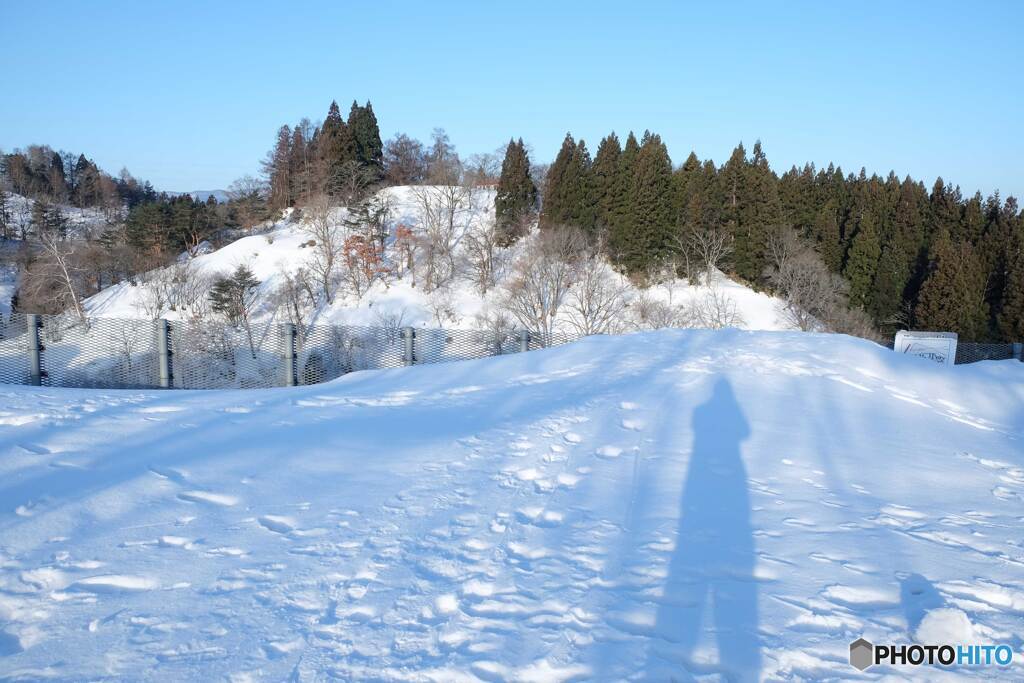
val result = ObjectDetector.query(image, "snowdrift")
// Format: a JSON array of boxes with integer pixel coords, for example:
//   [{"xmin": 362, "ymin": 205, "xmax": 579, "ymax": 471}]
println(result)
[{"xmin": 0, "ymin": 329, "xmax": 1022, "ymax": 680}]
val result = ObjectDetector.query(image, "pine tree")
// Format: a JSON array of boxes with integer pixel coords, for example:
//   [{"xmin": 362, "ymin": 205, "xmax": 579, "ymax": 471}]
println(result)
[
  {"xmin": 209, "ymin": 265, "xmax": 261, "ymax": 326},
  {"xmin": 609, "ymin": 131, "xmax": 673, "ymax": 273},
  {"xmin": 348, "ymin": 100, "xmax": 384, "ymax": 176},
  {"xmin": 843, "ymin": 212, "xmax": 881, "ymax": 309},
  {"xmin": 914, "ymin": 236, "xmax": 988, "ymax": 338},
  {"xmin": 735, "ymin": 141, "xmax": 783, "ymax": 282},
  {"xmin": 870, "ymin": 244, "xmax": 909, "ymax": 330},
  {"xmin": 672, "ymin": 151, "xmax": 707, "ymax": 234},
  {"xmin": 539, "ymin": 133, "xmax": 593, "ymax": 231},
  {"xmin": 48, "ymin": 151, "xmax": 67, "ymax": 202},
  {"xmin": 494, "ymin": 138, "xmax": 537, "ymax": 245},
  {"xmin": 317, "ymin": 101, "xmax": 357, "ymax": 196},
  {"xmin": 929, "ymin": 178, "xmax": 963, "ymax": 238},
  {"xmin": 813, "ymin": 204, "xmax": 843, "ymax": 272},
  {"xmin": 591, "ymin": 133, "xmax": 622, "ymax": 236},
  {"xmin": 604, "ymin": 132, "xmax": 639, "ymax": 253},
  {"xmin": 998, "ymin": 226, "xmax": 1024, "ymax": 340},
  {"xmin": 264, "ymin": 125, "xmax": 293, "ymax": 210},
  {"xmin": 539, "ymin": 133, "xmax": 574, "ymax": 230}
]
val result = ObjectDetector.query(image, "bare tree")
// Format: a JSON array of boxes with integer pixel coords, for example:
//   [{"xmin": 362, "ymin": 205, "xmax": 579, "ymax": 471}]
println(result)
[
  {"xmin": 765, "ymin": 230, "xmax": 872, "ymax": 335},
  {"xmin": 329, "ymin": 160, "xmax": 378, "ymax": 205},
  {"xmin": 463, "ymin": 150, "xmax": 502, "ymax": 186},
  {"xmin": 629, "ymin": 293, "xmax": 690, "ymax": 330},
  {"xmin": 690, "ymin": 288, "xmax": 745, "ymax": 329},
  {"xmin": 474, "ymin": 307, "xmax": 518, "ymax": 354},
  {"xmin": 383, "ymin": 133, "xmax": 428, "ymax": 186},
  {"xmin": 675, "ymin": 228, "xmax": 733, "ymax": 284},
  {"xmin": 134, "ymin": 269, "xmax": 171, "ymax": 319},
  {"xmin": 412, "ymin": 184, "xmax": 470, "ymax": 291},
  {"xmin": 501, "ymin": 227, "xmax": 585, "ymax": 341},
  {"xmin": 564, "ymin": 254, "xmax": 629, "ymax": 335},
  {"xmin": 28, "ymin": 226, "xmax": 87, "ymax": 320},
  {"xmin": 226, "ymin": 175, "xmax": 268, "ymax": 230},
  {"xmin": 463, "ymin": 218, "xmax": 504, "ymax": 295},
  {"xmin": 426, "ymin": 286, "xmax": 456, "ymax": 326},
  {"xmin": 167, "ymin": 262, "xmax": 212, "ymax": 319},
  {"xmin": 393, "ymin": 223, "xmax": 419, "ymax": 285},
  {"xmin": 302, "ymin": 194, "xmax": 344, "ymax": 304},
  {"xmin": 271, "ymin": 267, "xmax": 317, "ymax": 332}
]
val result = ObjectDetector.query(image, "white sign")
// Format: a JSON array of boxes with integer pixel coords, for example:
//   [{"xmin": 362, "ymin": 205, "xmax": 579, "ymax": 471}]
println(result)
[{"xmin": 894, "ymin": 330, "xmax": 958, "ymax": 366}]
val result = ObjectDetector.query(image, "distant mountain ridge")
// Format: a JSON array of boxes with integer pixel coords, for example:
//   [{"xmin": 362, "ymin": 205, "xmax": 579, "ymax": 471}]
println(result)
[{"xmin": 167, "ymin": 189, "xmax": 230, "ymax": 203}]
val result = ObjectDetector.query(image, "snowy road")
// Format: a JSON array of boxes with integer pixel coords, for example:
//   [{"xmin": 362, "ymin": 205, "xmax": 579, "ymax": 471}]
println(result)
[{"xmin": 0, "ymin": 330, "xmax": 1022, "ymax": 681}]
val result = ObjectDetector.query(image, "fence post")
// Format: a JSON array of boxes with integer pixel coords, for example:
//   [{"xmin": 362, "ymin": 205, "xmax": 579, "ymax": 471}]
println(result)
[
  {"xmin": 1014, "ymin": 342, "xmax": 1023, "ymax": 362},
  {"xmin": 26, "ymin": 314, "xmax": 42, "ymax": 386},
  {"xmin": 519, "ymin": 329, "xmax": 531, "ymax": 353},
  {"xmin": 283, "ymin": 323, "xmax": 297, "ymax": 386},
  {"xmin": 403, "ymin": 327, "xmax": 415, "ymax": 366},
  {"xmin": 155, "ymin": 318, "xmax": 172, "ymax": 388}
]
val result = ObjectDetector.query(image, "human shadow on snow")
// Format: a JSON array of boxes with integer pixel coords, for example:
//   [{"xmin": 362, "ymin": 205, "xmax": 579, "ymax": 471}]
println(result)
[{"xmin": 651, "ymin": 377, "xmax": 760, "ymax": 681}]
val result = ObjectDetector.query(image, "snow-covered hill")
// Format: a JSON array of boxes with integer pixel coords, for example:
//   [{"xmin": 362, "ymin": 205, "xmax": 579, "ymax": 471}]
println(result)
[
  {"xmin": 2, "ymin": 192, "xmax": 113, "ymax": 240},
  {"xmin": 0, "ymin": 329, "xmax": 1022, "ymax": 680},
  {"xmin": 84, "ymin": 186, "xmax": 792, "ymax": 332}
]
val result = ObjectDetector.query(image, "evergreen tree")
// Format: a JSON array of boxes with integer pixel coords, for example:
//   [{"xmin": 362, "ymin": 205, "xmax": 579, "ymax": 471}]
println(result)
[
  {"xmin": 843, "ymin": 212, "xmax": 881, "ymax": 309},
  {"xmin": 538, "ymin": 133, "xmax": 574, "ymax": 230},
  {"xmin": 539, "ymin": 133, "xmax": 593, "ymax": 231},
  {"xmin": 998, "ymin": 226, "xmax": 1024, "ymax": 340},
  {"xmin": 48, "ymin": 151, "xmax": 67, "ymax": 202},
  {"xmin": 870, "ymin": 244, "xmax": 909, "ymax": 330},
  {"xmin": 736, "ymin": 141, "xmax": 783, "ymax": 282},
  {"xmin": 264, "ymin": 125, "xmax": 293, "ymax": 210},
  {"xmin": 604, "ymin": 132, "xmax": 639, "ymax": 251},
  {"xmin": 672, "ymin": 151, "xmax": 708, "ymax": 236},
  {"xmin": 209, "ymin": 265, "xmax": 261, "ymax": 326},
  {"xmin": 914, "ymin": 236, "xmax": 988, "ymax": 338},
  {"xmin": 317, "ymin": 101, "xmax": 357, "ymax": 196},
  {"xmin": 813, "ymin": 204, "xmax": 843, "ymax": 272},
  {"xmin": 609, "ymin": 131, "xmax": 673, "ymax": 273},
  {"xmin": 494, "ymin": 138, "xmax": 537, "ymax": 245},
  {"xmin": 591, "ymin": 133, "xmax": 622, "ymax": 235},
  {"xmin": 348, "ymin": 100, "xmax": 384, "ymax": 176},
  {"xmin": 929, "ymin": 178, "xmax": 963, "ymax": 237}
]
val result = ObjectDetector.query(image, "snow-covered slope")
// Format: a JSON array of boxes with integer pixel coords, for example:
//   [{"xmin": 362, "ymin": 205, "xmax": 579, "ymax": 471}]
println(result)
[
  {"xmin": 0, "ymin": 330, "xmax": 1022, "ymax": 680},
  {"xmin": 3, "ymin": 192, "xmax": 113, "ymax": 239},
  {"xmin": 84, "ymin": 186, "xmax": 792, "ymax": 332}
]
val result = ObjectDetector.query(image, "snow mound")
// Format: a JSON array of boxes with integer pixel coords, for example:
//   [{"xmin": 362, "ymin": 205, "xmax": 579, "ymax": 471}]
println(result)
[
  {"xmin": 0, "ymin": 329, "xmax": 1021, "ymax": 680},
  {"xmin": 915, "ymin": 608, "xmax": 976, "ymax": 644}
]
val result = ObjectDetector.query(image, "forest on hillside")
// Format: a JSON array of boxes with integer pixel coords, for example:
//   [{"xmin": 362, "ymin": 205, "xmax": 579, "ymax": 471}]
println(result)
[{"xmin": 2, "ymin": 98, "xmax": 1022, "ymax": 342}]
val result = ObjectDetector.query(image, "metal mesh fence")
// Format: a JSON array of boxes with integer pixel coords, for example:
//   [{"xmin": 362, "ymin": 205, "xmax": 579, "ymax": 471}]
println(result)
[
  {"xmin": 0, "ymin": 313, "xmax": 582, "ymax": 390},
  {"xmin": 954, "ymin": 342, "xmax": 1017, "ymax": 364},
  {"xmin": 38, "ymin": 315, "xmax": 162, "ymax": 389},
  {"xmin": 882, "ymin": 337, "xmax": 1020, "ymax": 365},
  {"xmin": 170, "ymin": 320, "xmax": 286, "ymax": 390},
  {"xmin": 0, "ymin": 313, "xmax": 32, "ymax": 385}
]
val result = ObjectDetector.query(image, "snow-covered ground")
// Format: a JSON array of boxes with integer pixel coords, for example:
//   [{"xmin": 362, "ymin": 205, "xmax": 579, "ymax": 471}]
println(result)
[
  {"xmin": 84, "ymin": 186, "xmax": 792, "ymax": 332},
  {"xmin": 0, "ymin": 329, "xmax": 1022, "ymax": 680}
]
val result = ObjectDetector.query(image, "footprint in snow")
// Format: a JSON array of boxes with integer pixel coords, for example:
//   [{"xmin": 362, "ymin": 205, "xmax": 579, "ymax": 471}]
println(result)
[
  {"xmin": 16, "ymin": 443, "xmax": 51, "ymax": 455},
  {"xmin": 258, "ymin": 515, "xmax": 298, "ymax": 534},
  {"xmin": 178, "ymin": 491, "xmax": 239, "ymax": 507},
  {"xmin": 595, "ymin": 446, "xmax": 623, "ymax": 459}
]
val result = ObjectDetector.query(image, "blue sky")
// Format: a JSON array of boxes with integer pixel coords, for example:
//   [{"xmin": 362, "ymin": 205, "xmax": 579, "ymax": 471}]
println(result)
[{"xmin": 2, "ymin": 1, "xmax": 1021, "ymax": 197}]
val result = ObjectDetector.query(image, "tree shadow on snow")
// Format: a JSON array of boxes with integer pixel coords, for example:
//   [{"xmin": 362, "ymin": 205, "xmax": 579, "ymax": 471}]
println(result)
[{"xmin": 649, "ymin": 378, "xmax": 760, "ymax": 681}]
